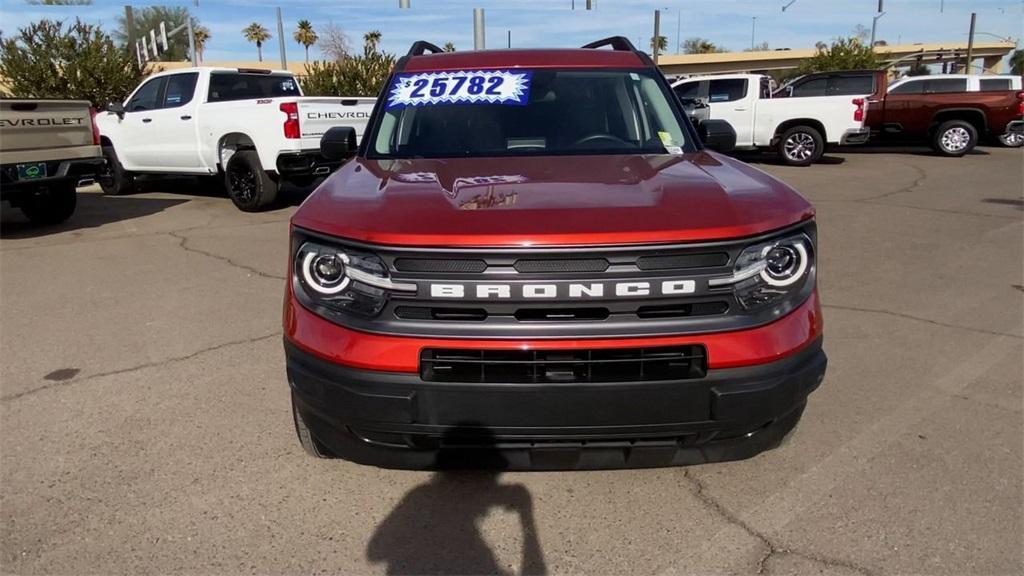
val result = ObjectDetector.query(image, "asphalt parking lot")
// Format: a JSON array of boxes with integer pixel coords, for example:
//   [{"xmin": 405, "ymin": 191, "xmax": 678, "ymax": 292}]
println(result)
[{"xmin": 1, "ymin": 146, "xmax": 1021, "ymax": 575}]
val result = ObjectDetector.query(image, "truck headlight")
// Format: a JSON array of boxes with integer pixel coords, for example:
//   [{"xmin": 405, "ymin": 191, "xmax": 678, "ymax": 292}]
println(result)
[
  {"xmin": 710, "ymin": 233, "xmax": 813, "ymax": 311},
  {"xmin": 294, "ymin": 240, "xmax": 415, "ymax": 318}
]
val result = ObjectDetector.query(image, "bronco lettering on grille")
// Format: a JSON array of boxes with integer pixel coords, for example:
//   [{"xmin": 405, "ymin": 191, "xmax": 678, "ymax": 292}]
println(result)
[{"xmin": 428, "ymin": 280, "xmax": 696, "ymax": 299}]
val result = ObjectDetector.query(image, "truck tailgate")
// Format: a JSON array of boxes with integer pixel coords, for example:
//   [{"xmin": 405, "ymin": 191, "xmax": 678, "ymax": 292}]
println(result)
[
  {"xmin": 296, "ymin": 97, "xmax": 376, "ymax": 144},
  {"xmin": 0, "ymin": 100, "xmax": 94, "ymax": 155}
]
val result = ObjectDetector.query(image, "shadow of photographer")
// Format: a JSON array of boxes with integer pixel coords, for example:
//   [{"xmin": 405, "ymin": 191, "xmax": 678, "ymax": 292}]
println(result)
[{"xmin": 366, "ymin": 425, "xmax": 546, "ymax": 576}]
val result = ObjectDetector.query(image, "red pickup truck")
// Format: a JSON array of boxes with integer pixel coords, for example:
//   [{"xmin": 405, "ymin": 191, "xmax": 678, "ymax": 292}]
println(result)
[{"xmin": 863, "ymin": 72, "xmax": 1024, "ymax": 156}]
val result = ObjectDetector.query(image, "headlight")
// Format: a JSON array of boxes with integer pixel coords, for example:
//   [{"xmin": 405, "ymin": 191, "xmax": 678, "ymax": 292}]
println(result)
[
  {"xmin": 293, "ymin": 240, "xmax": 415, "ymax": 318},
  {"xmin": 710, "ymin": 233, "xmax": 813, "ymax": 311}
]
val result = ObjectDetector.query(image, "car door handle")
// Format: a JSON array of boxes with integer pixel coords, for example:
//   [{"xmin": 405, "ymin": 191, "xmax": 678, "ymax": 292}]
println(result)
[
  {"xmin": 180, "ymin": 115, "xmax": 192, "ymax": 120},
  {"xmin": 734, "ymin": 107, "xmax": 748, "ymax": 111},
  {"xmin": 141, "ymin": 118, "xmax": 152, "ymax": 123}
]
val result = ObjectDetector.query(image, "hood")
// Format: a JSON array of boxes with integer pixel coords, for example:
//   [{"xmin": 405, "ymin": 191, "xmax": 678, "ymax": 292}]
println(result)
[{"xmin": 291, "ymin": 152, "xmax": 814, "ymax": 247}]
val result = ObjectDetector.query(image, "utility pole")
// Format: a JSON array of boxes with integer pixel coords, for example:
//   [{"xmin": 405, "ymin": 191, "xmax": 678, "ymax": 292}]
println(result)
[
  {"xmin": 750, "ymin": 16, "xmax": 757, "ymax": 50},
  {"xmin": 675, "ymin": 10, "xmax": 681, "ymax": 54},
  {"xmin": 124, "ymin": 6, "xmax": 135, "ymax": 53},
  {"xmin": 187, "ymin": 18, "xmax": 197, "ymax": 66},
  {"xmin": 870, "ymin": 0, "xmax": 886, "ymax": 47},
  {"xmin": 473, "ymin": 8, "xmax": 485, "ymax": 50},
  {"xmin": 507, "ymin": 29, "xmax": 511, "ymax": 48},
  {"xmin": 399, "ymin": 0, "xmax": 410, "ymax": 7},
  {"xmin": 652, "ymin": 9, "xmax": 661, "ymax": 65},
  {"xmin": 965, "ymin": 12, "xmax": 976, "ymax": 74},
  {"xmin": 276, "ymin": 7, "xmax": 287, "ymax": 69}
]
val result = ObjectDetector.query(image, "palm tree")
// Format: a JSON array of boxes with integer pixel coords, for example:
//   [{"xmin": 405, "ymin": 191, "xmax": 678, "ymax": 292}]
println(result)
[
  {"xmin": 650, "ymin": 35, "xmax": 668, "ymax": 55},
  {"xmin": 192, "ymin": 25, "xmax": 210, "ymax": 63},
  {"xmin": 294, "ymin": 19, "xmax": 318, "ymax": 62},
  {"xmin": 443, "ymin": 42, "xmax": 456, "ymax": 53},
  {"xmin": 363, "ymin": 30, "xmax": 382, "ymax": 55},
  {"xmin": 1011, "ymin": 49, "xmax": 1024, "ymax": 76},
  {"xmin": 681, "ymin": 37, "xmax": 726, "ymax": 55},
  {"xmin": 242, "ymin": 22, "xmax": 271, "ymax": 62}
]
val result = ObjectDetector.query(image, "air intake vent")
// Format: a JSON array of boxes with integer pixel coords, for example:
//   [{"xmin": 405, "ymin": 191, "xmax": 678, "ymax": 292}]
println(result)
[
  {"xmin": 393, "ymin": 258, "xmax": 487, "ymax": 273},
  {"xmin": 637, "ymin": 253, "xmax": 729, "ymax": 270},
  {"xmin": 420, "ymin": 346, "xmax": 707, "ymax": 383},
  {"xmin": 636, "ymin": 301, "xmax": 729, "ymax": 319},
  {"xmin": 514, "ymin": 259, "xmax": 609, "ymax": 273}
]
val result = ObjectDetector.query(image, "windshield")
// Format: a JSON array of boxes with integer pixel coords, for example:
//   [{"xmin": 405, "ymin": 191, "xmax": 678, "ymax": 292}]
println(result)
[{"xmin": 369, "ymin": 68, "xmax": 693, "ymax": 159}]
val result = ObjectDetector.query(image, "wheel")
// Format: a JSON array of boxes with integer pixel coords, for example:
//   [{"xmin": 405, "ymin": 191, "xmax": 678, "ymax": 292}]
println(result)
[
  {"xmin": 777, "ymin": 126, "xmax": 824, "ymax": 166},
  {"xmin": 292, "ymin": 394, "xmax": 334, "ymax": 459},
  {"xmin": 98, "ymin": 145, "xmax": 136, "ymax": 196},
  {"xmin": 19, "ymin": 181, "xmax": 76, "ymax": 225},
  {"xmin": 997, "ymin": 131, "xmax": 1024, "ymax": 148},
  {"xmin": 931, "ymin": 120, "xmax": 978, "ymax": 157},
  {"xmin": 224, "ymin": 149, "xmax": 278, "ymax": 212}
]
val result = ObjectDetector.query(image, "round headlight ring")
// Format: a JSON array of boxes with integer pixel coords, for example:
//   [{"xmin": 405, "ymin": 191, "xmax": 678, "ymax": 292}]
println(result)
[
  {"xmin": 760, "ymin": 241, "xmax": 808, "ymax": 287},
  {"xmin": 302, "ymin": 251, "xmax": 350, "ymax": 295}
]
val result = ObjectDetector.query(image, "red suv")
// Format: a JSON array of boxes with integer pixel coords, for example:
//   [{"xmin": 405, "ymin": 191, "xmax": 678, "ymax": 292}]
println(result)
[{"xmin": 284, "ymin": 38, "xmax": 826, "ymax": 469}]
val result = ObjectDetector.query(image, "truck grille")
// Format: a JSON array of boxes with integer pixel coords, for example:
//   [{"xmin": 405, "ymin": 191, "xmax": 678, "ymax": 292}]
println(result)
[{"xmin": 420, "ymin": 346, "xmax": 707, "ymax": 383}]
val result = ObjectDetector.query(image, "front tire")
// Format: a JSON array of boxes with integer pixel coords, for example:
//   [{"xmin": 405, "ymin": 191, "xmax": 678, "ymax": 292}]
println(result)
[
  {"xmin": 19, "ymin": 181, "xmax": 76, "ymax": 225},
  {"xmin": 292, "ymin": 394, "xmax": 333, "ymax": 459},
  {"xmin": 931, "ymin": 120, "xmax": 978, "ymax": 157},
  {"xmin": 225, "ymin": 149, "xmax": 278, "ymax": 212},
  {"xmin": 777, "ymin": 126, "xmax": 824, "ymax": 166},
  {"xmin": 98, "ymin": 145, "xmax": 136, "ymax": 196}
]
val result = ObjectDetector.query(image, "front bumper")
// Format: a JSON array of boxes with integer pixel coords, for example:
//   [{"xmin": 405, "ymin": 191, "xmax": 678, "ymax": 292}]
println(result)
[
  {"xmin": 840, "ymin": 127, "xmax": 871, "ymax": 146},
  {"xmin": 286, "ymin": 332, "xmax": 826, "ymax": 470}
]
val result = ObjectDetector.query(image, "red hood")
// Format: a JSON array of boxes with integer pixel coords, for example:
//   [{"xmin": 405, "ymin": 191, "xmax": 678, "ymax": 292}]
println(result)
[{"xmin": 291, "ymin": 152, "xmax": 814, "ymax": 247}]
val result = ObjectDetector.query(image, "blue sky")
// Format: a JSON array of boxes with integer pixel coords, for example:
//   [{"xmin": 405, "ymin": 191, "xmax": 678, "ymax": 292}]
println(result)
[{"xmin": 0, "ymin": 0, "xmax": 1020, "ymax": 62}]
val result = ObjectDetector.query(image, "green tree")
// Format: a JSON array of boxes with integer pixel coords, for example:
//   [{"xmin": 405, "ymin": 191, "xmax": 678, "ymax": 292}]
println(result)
[
  {"xmin": 650, "ymin": 35, "xmax": 668, "ymax": 54},
  {"xmin": 443, "ymin": 41, "xmax": 456, "ymax": 52},
  {"xmin": 294, "ymin": 19, "xmax": 317, "ymax": 62},
  {"xmin": 192, "ymin": 25, "xmax": 210, "ymax": 63},
  {"xmin": 1011, "ymin": 49, "xmax": 1024, "ymax": 75},
  {"xmin": 0, "ymin": 18, "xmax": 146, "ymax": 106},
  {"xmin": 301, "ymin": 32, "xmax": 396, "ymax": 97},
  {"xmin": 906, "ymin": 61, "xmax": 931, "ymax": 76},
  {"xmin": 114, "ymin": 6, "xmax": 198, "ymax": 61},
  {"xmin": 363, "ymin": 30, "xmax": 382, "ymax": 55},
  {"xmin": 681, "ymin": 37, "xmax": 727, "ymax": 54},
  {"xmin": 745, "ymin": 41, "xmax": 770, "ymax": 52},
  {"xmin": 243, "ymin": 22, "xmax": 271, "ymax": 62},
  {"xmin": 798, "ymin": 37, "xmax": 878, "ymax": 73}
]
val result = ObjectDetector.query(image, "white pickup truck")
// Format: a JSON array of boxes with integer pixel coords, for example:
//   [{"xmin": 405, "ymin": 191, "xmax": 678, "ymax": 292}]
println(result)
[
  {"xmin": 96, "ymin": 67, "xmax": 375, "ymax": 211},
  {"xmin": 672, "ymin": 73, "xmax": 869, "ymax": 165}
]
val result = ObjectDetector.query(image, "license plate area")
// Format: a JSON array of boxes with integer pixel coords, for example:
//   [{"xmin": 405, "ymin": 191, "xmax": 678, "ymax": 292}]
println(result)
[{"xmin": 16, "ymin": 162, "xmax": 47, "ymax": 180}]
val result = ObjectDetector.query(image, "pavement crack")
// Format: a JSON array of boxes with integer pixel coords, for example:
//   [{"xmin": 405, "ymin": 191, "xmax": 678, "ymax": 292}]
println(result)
[
  {"xmin": 681, "ymin": 470, "xmax": 875, "ymax": 576},
  {"xmin": 823, "ymin": 303, "xmax": 1022, "ymax": 339},
  {"xmin": 1, "ymin": 331, "xmax": 281, "ymax": 403},
  {"xmin": 169, "ymin": 230, "xmax": 286, "ymax": 280},
  {"xmin": 860, "ymin": 162, "xmax": 927, "ymax": 202}
]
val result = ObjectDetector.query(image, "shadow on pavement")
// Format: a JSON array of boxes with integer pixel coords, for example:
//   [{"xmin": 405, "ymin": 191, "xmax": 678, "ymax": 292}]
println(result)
[
  {"xmin": 1, "ymin": 190, "xmax": 189, "ymax": 239},
  {"xmin": 982, "ymin": 197, "xmax": 1024, "ymax": 210},
  {"xmin": 366, "ymin": 425, "xmax": 547, "ymax": 576}
]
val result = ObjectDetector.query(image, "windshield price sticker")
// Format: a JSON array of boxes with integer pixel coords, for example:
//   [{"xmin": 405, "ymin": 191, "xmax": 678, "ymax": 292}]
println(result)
[{"xmin": 386, "ymin": 70, "xmax": 532, "ymax": 109}]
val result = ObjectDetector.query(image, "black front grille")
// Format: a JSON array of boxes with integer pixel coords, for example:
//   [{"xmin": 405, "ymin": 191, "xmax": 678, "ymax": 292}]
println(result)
[
  {"xmin": 513, "ymin": 258, "xmax": 609, "ymax": 273},
  {"xmin": 420, "ymin": 346, "xmax": 707, "ymax": 383},
  {"xmin": 393, "ymin": 258, "xmax": 487, "ymax": 273}
]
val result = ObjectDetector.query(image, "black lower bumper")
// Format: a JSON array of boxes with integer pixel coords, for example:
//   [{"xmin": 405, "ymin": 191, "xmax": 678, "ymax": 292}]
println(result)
[
  {"xmin": 275, "ymin": 150, "xmax": 341, "ymax": 180},
  {"xmin": 285, "ymin": 338, "xmax": 826, "ymax": 470}
]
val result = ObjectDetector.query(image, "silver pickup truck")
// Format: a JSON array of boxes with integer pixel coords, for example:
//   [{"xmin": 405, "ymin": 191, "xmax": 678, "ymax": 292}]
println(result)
[{"xmin": 0, "ymin": 99, "xmax": 104, "ymax": 224}]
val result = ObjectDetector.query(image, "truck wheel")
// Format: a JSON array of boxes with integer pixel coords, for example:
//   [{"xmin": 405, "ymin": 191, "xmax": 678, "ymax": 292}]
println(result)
[
  {"xmin": 225, "ymin": 149, "xmax": 278, "ymax": 212},
  {"xmin": 777, "ymin": 126, "xmax": 824, "ymax": 166},
  {"xmin": 997, "ymin": 131, "xmax": 1024, "ymax": 148},
  {"xmin": 292, "ymin": 394, "xmax": 334, "ymax": 459},
  {"xmin": 932, "ymin": 120, "xmax": 977, "ymax": 157},
  {"xmin": 19, "ymin": 181, "xmax": 76, "ymax": 225},
  {"xmin": 99, "ymin": 145, "xmax": 136, "ymax": 196}
]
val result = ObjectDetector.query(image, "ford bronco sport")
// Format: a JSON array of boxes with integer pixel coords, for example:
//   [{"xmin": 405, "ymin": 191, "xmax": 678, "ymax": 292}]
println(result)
[{"xmin": 284, "ymin": 38, "xmax": 826, "ymax": 470}]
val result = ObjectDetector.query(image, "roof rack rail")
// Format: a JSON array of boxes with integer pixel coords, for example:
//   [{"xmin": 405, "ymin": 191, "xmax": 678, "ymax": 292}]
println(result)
[
  {"xmin": 581, "ymin": 36, "xmax": 638, "ymax": 52},
  {"xmin": 406, "ymin": 41, "xmax": 445, "ymax": 58}
]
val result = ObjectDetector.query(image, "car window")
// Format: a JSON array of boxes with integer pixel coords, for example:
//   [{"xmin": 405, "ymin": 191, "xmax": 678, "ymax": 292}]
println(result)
[
  {"xmin": 371, "ymin": 68, "xmax": 693, "ymax": 159},
  {"xmin": 889, "ymin": 80, "xmax": 924, "ymax": 94},
  {"xmin": 979, "ymin": 78, "xmax": 1012, "ymax": 91},
  {"xmin": 208, "ymin": 73, "xmax": 300, "ymax": 102},
  {"xmin": 828, "ymin": 75, "xmax": 874, "ymax": 96},
  {"xmin": 708, "ymin": 79, "xmax": 747, "ymax": 102},
  {"xmin": 127, "ymin": 77, "xmax": 166, "ymax": 112},
  {"xmin": 925, "ymin": 78, "xmax": 967, "ymax": 93},
  {"xmin": 674, "ymin": 81, "xmax": 700, "ymax": 100},
  {"xmin": 163, "ymin": 73, "xmax": 199, "ymax": 108},
  {"xmin": 791, "ymin": 78, "xmax": 827, "ymax": 97}
]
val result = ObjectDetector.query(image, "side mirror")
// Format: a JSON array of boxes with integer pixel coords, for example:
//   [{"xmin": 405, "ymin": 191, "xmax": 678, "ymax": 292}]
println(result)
[
  {"xmin": 106, "ymin": 101, "xmax": 125, "ymax": 118},
  {"xmin": 320, "ymin": 126, "xmax": 357, "ymax": 161},
  {"xmin": 697, "ymin": 119, "xmax": 736, "ymax": 153}
]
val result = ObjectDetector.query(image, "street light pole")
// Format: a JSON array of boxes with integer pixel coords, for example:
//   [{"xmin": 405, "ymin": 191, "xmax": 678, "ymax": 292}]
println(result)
[
  {"xmin": 676, "ymin": 10, "xmax": 681, "ymax": 54},
  {"xmin": 870, "ymin": 0, "xmax": 885, "ymax": 47},
  {"xmin": 276, "ymin": 7, "xmax": 286, "ymax": 69},
  {"xmin": 473, "ymin": 8, "xmax": 485, "ymax": 50},
  {"xmin": 750, "ymin": 16, "xmax": 757, "ymax": 50},
  {"xmin": 965, "ymin": 11, "xmax": 976, "ymax": 74},
  {"xmin": 653, "ymin": 9, "xmax": 661, "ymax": 64}
]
